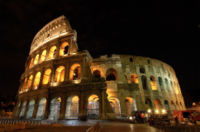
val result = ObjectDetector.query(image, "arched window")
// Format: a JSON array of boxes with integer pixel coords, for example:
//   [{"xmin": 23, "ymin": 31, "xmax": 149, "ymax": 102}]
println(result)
[
  {"xmin": 131, "ymin": 74, "xmax": 138, "ymax": 84},
  {"xmin": 42, "ymin": 69, "xmax": 52, "ymax": 85},
  {"xmin": 165, "ymin": 78, "xmax": 170, "ymax": 91},
  {"xmin": 65, "ymin": 96, "xmax": 79, "ymax": 119},
  {"xmin": 27, "ymin": 75, "xmax": 33, "ymax": 90},
  {"xmin": 164, "ymin": 100, "xmax": 169, "ymax": 110},
  {"xmin": 69, "ymin": 64, "xmax": 81, "ymax": 82},
  {"xmin": 48, "ymin": 46, "xmax": 57, "ymax": 59},
  {"xmin": 87, "ymin": 94, "xmax": 99, "ymax": 119},
  {"xmin": 140, "ymin": 66, "xmax": 145, "ymax": 73},
  {"xmin": 141, "ymin": 75, "xmax": 147, "ymax": 90},
  {"xmin": 55, "ymin": 66, "xmax": 65, "ymax": 82},
  {"xmin": 145, "ymin": 98, "xmax": 153, "ymax": 109},
  {"xmin": 106, "ymin": 68, "xmax": 117, "ymax": 81},
  {"xmin": 154, "ymin": 99, "xmax": 162, "ymax": 111},
  {"xmin": 33, "ymin": 72, "xmax": 41, "ymax": 89},
  {"xmin": 49, "ymin": 97, "xmax": 61, "ymax": 120},
  {"xmin": 36, "ymin": 98, "xmax": 47, "ymax": 119},
  {"xmin": 29, "ymin": 58, "xmax": 33, "ymax": 69},
  {"xmin": 108, "ymin": 97, "xmax": 121, "ymax": 116},
  {"xmin": 150, "ymin": 76, "xmax": 157, "ymax": 90},
  {"xmin": 125, "ymin": 97, "xmax": 137, "ymax": 116},
  {"xmin": 40, "ymin": 50, "xmax": 47, "ymax": 62},
  {"xmin": 34, "ymin": 54, "xmax": 39, "ymax": 65},
  {"xmin": 59, "ymin": 42, "xmax": 69, "ymax": 56},
  {"xmin": 158, "ymin": 77, "xmax": 164, "ymax": 91},
  {"xmin": 26, "ymin": 100, "xmax": 35, "ymax": 119},
  {"xmin": 19, "ymin": 101, "xmax": 27, "ymax": 118},
  {"xmin": 93, "ymin": 70, "xmax": 101, "ymax": 78}
]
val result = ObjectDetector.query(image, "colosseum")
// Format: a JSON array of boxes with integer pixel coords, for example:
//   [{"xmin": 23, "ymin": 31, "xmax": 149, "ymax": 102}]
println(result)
[{"xmin": 13, "ymin": 15, "xmax": 185, "ymax": 120}]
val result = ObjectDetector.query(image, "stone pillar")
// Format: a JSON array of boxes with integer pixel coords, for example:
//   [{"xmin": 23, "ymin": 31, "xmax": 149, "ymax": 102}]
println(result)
[
  {"xmin": 78, "ymin": 91, "xmax": 87, "ymax": 119},
  {"xmin": 59, "ymin": 95, "xmax": 67, "ymax": 120},
  {"xmin": 23, "ymin": 100, "xmax": 29, "ymax": 119},
  {"xmin": 32, "ymin": 98, "xmax": 39, "ymax": 119},
  {"xmin": 44, "ymin": 92, "xmax": 51, "ymax": 119}
]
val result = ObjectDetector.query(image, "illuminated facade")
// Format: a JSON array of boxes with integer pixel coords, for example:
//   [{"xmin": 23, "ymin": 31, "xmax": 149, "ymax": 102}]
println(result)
[{"xmin": 14, "ymin": 16, "xmax": 185, "ymax": 120}]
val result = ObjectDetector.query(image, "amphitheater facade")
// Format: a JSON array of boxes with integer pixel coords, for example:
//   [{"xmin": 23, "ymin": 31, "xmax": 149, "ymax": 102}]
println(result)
[{"xmin": 13, "ymin": 16, "xmax": 185, "ymax": 120}]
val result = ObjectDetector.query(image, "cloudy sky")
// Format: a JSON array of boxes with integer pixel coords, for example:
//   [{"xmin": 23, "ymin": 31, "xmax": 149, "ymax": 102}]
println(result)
[{"xmin": 0, "ymin": 0, "xmax": 199, "ymax": 106}]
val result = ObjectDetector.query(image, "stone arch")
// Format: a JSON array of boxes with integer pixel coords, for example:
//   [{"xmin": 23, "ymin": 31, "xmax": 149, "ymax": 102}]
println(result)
[
  {"xmin": 19, "ymin": 101, "xmax": 27, "ymax": 118},
  {"xmin": 165, "ymin": 78, "xmax": 170, "ymax": 91},
  {"xmin": 33, "ymin": 72, "xmax": 41, "ymax": 89},
  {"xmin": 131, "ymin": 74, "xmax": 138, "ymax": 84},
  {"xmin": 42, "ymin": 69, "xmax": 52, "ymax": 85},
  {"xmin": 93, "ymin": 70, "xmax": 101, "ymax": 78},
  {"xmin": 65, "ymin": 95, "xmax": 79, "ymax": 119},
  {"xmin": 150, "ymin": 76, "xmax": 157, "ymax": 90},
  {"xmin": 154, "ymin": 99, "xmax": 162, "ymax": 111},
  {"xmin": 170, "ymin": 101, "xmax": 176, "ymax": 110},
  {"xmin": 87, "ymin": 94, "xmax": 99, "ymax": 119},
  {"xmin": 125, "ymin": 97, "xmax": 137, "ymax": 116},
  {"xmin": 40, "ymin": 50, "xmax": 47, "ymax": 62},
  {"xmin": 59, "ymin": 42, "xmax": 69, "ymax": 56},
  {"xmin": 164, "ymin": 100, "xmax": 169, "ymax": 110},
  {"xmin": 34, "ymin": 54, "xmax": 39, "ymax": 65},
  {"xmin": 108, "ymin": 97, "xmax": 121, "ymax": 116},
  {"xmin": 145, "ymin": 98, "xmax": 153, "ymax": 109},
  {"xmin": 141, "ymin": 75, "xmax": 148, "ymax": 90},
  {"xmin": 69, "ymin": 63, "xmax": 81, "ymax": 83},
  {"xmin": 27, "ymin": 75, "xmax": 33, "ymax": 90},
  {"xmin": 139, "ymin": 66, "xmax": 145, "ymax": 73},
  {"xmin": 158, "ymin": 77, "xmax": 164, "ymax": 91},
  {"xmin": 36, "ymin": 98, "xmax": 47, "ymax": 119},
  {"xmin": 106, "ymin": 68, "xmax": 117, "ymax": 81},
  {"xmin": 55, "ymin": 66, "xmax": 65, "ymax": 83},
  {"xmin": 49, "ymin": 97, "xmax": 61, "ymax": 120},
  {"xmin": 48, "ymin": 46, "xmax": 57, "ymax": 59},
  {"xmin": 26, "ymin": 99, "xmax": 35, "ymax": 119}
]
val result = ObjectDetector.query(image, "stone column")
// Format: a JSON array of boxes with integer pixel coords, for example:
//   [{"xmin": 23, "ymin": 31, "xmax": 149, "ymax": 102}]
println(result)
[
  {"xmin": 23, "ymin": 100, "xmax": 29, "ymax": 119},
  {"xmin": 44, "ymin": 92, "xmax": 51, "ymax": 119},
  {"xmin": 32, "ymin": 98, "xmax": 39, "ymax": 119},
  {"xmin": 59, "ymin": 95, "xmax": 67, "ymax": 120}
]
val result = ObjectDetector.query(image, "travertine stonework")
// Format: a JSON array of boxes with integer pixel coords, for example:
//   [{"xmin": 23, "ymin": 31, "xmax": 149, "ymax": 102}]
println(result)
[{"xmin": 14, "ymin": 16, "xmax": 185, "ymax": 120}]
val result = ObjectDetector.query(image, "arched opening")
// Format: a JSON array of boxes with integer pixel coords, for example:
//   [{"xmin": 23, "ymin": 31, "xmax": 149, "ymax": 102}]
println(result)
[
  {"xmin": 34, "ymin": 54, "xmax": 39, "ymax": 65},
  {"xmin": 48, "ymin": 46, "xmax": 57, "ymax": 59},
  {"xmin": 42, "ymin": 69, "xmax": 52, "ymax": 85},
  {"xmin": 164, "ymin": 100, "xmax": 169, "ymax": 110},
  {"xmin": 106, "ymin": 68, "xmax": 117, "ymax": 81},
  {"xmin": 49, "ymin": 97, "xmax": 61, "ymax": 120},
  {"xmin": 93, "ymin": 70, "xmax": 101, "ymax": 78},
  {"xmin": 65, "ymin": 96, "xmax": 79, "ymax": 119},
  {"xmin": 26, "ymin": 100, "xmax": 35, "ymax": 119},
  {"xmin": 154, "ymin": 99, "xmax": 162, "ymax": 111},
  {"xmin": 158, "ymin": 77, "xmax": 164, "ymax": 91},
  {"xmin": 29, "ymin": 58, "xmax": 33, "ymax": 69},
  {"xmin": 131, "ymin": 74, "xmax": 138, "ymax": 84},
  {"xmin": 36, "ymin": 98, "xmax": 47, "ymax": 119},
  {"xmin": 109, "ymin": 97, "xmax": 121, "ymax": 117},
  {"xmin": 55, "ymin": 66, "xmax": 65, "ymax": 83},
  {"xmin": 40, "ymin": 50, "xmax": 47, "ymax": 62},
  {"xmin": 15, "ymin": 102, "xmax": 21, "ymax": 117},
  {"xmin": 27, "ymin": 75, "xmax": 33, "ymax": 90},
  {"xmin": 165, "ymin": 78, "xmax": 170, "ymax": 91},
  {"xmin": 33, "ymin": 72, "xmax": 41, "ymax": 89},
  {"xmin": 69, "ymin": 64, "xmax": 81, "ymax": 83},
  {"xmin": 139, "ymin": 66, "xmax": 145, "ymax": 73},
  {"xmin": 150, "ymin": 76, "xmax": 157, "ymax": 90},
  {"xmin": 170, "ymin": 101, "xmax": 176, "ymax": 110},
  {"xmin": 125, "ymin": 97, "xmax": 137, "ymax": 116},
  {"xmin": 59, "ymin": 42, "xmax": 69, "ymax": 56},
  {"xmin": 87, "ymin": 94, "xmax": 99, "ymax": 119},
  {"xmin": 19, "ymin": 101, "xmax": 27, "ymax": 118},
  {"xmin": 141, "ymin": 75, "xmax": 147, "ymax": 90},
  {"xmin": 145, "ymin": 98, "xmax": 153, "ymax": 109}
]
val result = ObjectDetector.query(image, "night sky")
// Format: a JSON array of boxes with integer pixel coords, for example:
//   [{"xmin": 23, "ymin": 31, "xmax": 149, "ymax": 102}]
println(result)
[{"xmin": 0, "ymin": 0, "xmax": 199, "ymax": 107}]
